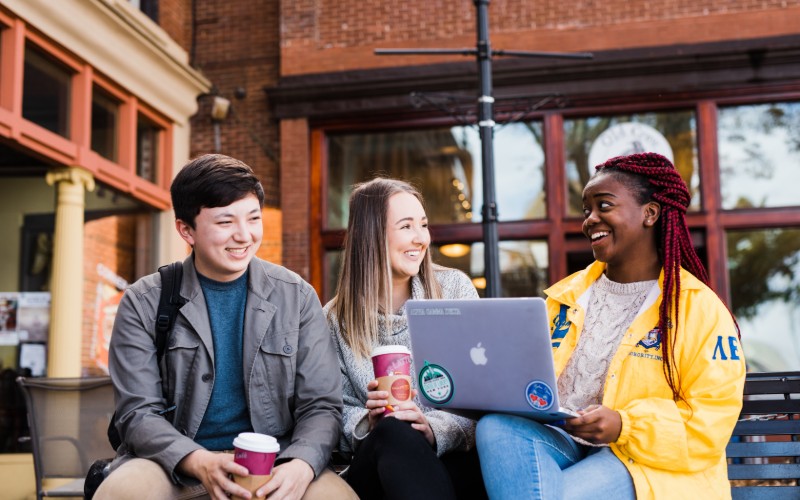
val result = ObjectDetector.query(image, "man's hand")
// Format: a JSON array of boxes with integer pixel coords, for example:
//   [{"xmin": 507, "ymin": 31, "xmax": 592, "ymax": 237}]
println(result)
[
  {"xmin": 258, "ymin": 459, "xmax": 314, "ymax": 500},
  {"xmin": 177, "ymin": 449, "xmax": 252, "ymax": 500},
  {"xmin": 563, "ymin": 404, "xmax": 622, "ymax": 444}
]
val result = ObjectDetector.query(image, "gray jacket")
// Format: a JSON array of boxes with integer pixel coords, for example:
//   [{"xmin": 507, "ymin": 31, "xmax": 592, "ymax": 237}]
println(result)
[{"xmin": 109, "ymin": 256, "xmax": 342, "ymax": 482}]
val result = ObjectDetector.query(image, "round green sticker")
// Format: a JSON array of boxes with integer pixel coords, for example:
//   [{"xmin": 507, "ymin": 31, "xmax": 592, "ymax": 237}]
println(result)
[{"xmin": 418, "ymin": 362, "xmax": 454, "ymax": 404}]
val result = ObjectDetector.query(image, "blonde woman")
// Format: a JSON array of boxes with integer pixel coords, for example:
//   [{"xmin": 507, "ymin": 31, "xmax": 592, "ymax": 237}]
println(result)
[{"xmin": 324, "ymin": 178, "xmax": 486, "ymax": 499}]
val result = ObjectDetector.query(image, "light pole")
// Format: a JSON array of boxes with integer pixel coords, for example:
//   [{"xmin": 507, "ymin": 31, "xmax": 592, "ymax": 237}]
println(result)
[{"xmin": 376, "ymin": 0, "xmax": 591, "ymax": 297}]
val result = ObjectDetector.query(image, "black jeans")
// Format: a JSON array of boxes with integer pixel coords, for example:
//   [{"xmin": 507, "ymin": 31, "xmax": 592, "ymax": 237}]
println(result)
[{"xmin": 346, "ymin": 416, "xmax": 487, "ymax": 500}]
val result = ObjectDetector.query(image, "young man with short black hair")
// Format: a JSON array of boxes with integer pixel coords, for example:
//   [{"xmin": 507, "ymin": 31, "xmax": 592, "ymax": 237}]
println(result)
[{"xmin": 96, "ymin": 154, "xmax": 355, "ymax": 499}]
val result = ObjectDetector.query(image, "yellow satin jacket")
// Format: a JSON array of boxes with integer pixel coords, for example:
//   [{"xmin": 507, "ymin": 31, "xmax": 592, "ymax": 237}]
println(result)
[{"xmin": 545, "ymin": 261, "xmax": 746, "ymax": 500}]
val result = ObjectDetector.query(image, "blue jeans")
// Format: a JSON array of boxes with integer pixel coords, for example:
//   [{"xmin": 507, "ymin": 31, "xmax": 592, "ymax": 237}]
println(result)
[{"xmin": 476, "ymin": 414, "xmax": 636, "ymax": 500}]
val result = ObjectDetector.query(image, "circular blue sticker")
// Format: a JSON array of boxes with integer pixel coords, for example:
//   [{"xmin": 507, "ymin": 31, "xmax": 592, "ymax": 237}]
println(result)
[
  {"xmin": 525, "ymin": 380, "xmax": 554, "ymax": 411},
  {"xmin": 418, "ymin": 362, "xmax": 454, "ymax": 404}
]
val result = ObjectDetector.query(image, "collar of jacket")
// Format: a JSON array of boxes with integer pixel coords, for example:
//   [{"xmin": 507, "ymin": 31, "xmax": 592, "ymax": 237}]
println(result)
[{"xmin": 544, "ymin": 260, "xmax": 707, "ymax": 307}]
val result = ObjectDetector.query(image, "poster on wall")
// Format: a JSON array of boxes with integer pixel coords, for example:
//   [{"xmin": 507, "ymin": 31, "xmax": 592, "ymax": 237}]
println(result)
[
  {"xmin": 17, "ymin": 292, "xmax": 51, "ymax": 343},
  {"xmin": 18, "ymin": 342, "xmax": 47, "ymax": 377},
  {"xmin": 92, "ymin": 264, "xmax": 128, "ymax": 374},
  {"xmin": 0, "ymin": 292, "xmax": 19, "ymax": 345}
]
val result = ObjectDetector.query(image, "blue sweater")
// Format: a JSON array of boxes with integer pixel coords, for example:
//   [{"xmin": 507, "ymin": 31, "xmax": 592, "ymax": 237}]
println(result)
[{"xmin": 194, "ymin": 271, "xmax": 252, "ymax": 450}]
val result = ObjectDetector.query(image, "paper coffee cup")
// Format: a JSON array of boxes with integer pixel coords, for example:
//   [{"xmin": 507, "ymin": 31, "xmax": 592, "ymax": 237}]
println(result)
[
  {"xmin": 232, "ymin": 432, "xmax": 280, "ymax": 500},
  {"xmin": 371, "ymin": 345, "xmax": 413, "ymax": 411}
]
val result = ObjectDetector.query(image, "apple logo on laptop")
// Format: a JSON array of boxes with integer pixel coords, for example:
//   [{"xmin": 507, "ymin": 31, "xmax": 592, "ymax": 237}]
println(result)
[{"xmin": 470, "ymin": 342, "xmax": 488, "ymax": 365}]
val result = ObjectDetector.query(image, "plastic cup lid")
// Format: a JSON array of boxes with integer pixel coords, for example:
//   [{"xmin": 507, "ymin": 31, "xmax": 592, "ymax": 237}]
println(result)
[
  {"xmin": 371, "ymin": 345, "xmax": 411, "ymax": 357},
  {"xmin": 233, "ymin": 432, "xmax": 280, "ymax": 453}
]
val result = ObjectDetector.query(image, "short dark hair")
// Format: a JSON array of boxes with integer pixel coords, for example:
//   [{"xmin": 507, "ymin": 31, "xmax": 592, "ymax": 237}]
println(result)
[{"xmin": 170, "ymin": 154, "xmax": 265, "ymax": 227}]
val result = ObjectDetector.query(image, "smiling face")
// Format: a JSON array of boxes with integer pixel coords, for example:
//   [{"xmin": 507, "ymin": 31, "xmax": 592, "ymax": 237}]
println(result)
[
  {"xmin": 582, "ymin": 172, "xmax": 661, "ymax": 282},
  {"xmin": 176, "ymin": 193, "xmax": 263, "ymax": 282},
  {"xmin": 386, "ymin": 191, "xmax": 431, "ymax": 283}
]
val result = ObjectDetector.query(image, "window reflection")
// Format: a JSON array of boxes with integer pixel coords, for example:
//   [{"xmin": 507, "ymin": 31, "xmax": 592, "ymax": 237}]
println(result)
[
  {"xmin": 136, "ymin": 114, "xmax": 160, "ymax": 183},
  {"xmin": 327, "ymin": 122, "xmax": 545, "ymax": 229},
  {"xmin": 91, "ymin": 86, "xmax": 119, "ymax": 161},
  {"xmin": 432, "ymin": 240, "xmax": 549, "ymax": 298},
  {"xmin": 727, "ymin": 228, "xmax": 800, "ymax": 371},
  {"xmin": 23, "ymin": 44, "xmax": 72, "ymax": 138},
  {"xmin": 564, "ymin": 111, "xmax": 699, "ymax": 216},
  {"xmin": 718, "ymin": 102, "xmax": 800, "ymax": 210},
  {"xmin": 325, "ymin": 241, "xmax": 549, "ymax": 302}
]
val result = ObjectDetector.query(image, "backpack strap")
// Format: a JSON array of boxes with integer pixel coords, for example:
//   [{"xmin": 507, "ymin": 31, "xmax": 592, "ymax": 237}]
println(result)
[
  {"xmin": 155, "ymin": 261, "xmax": 185, "ymax": 361},
  {"xmin": 107, "ymin": 261, "xmax": 185, "ymax": 451}
]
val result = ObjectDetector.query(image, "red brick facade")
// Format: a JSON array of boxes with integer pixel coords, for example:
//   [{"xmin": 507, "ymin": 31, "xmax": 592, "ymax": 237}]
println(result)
[
  {"xmin": 187, "ymin": 0, "xmax": 281, "ymax": 207},
  {"xmin": 82, "ymin": 215, "xmax": 137, "ymax": 376},
  {"xmin": 279, "ymin": 1, "xmax": 800, "ymax": 75},
  {"xmin": 166, "ymin": 0, "xmax": 800, "ymax": 283}
]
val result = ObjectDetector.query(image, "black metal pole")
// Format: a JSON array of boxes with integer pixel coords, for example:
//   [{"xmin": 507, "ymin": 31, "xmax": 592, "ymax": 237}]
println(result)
[{"xmin": 475, "ymin": 0, "xmax": 501, "ymax": 298}]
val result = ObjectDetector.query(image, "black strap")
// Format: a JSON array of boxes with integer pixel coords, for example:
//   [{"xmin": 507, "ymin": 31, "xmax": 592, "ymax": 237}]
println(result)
[
  {"xmin": 155, "ymin": 261, "xmax": 185, "ymax": 361},
  {"xmin": 107, "ymin": 261, "xmax": 184, "ymax": 451}
]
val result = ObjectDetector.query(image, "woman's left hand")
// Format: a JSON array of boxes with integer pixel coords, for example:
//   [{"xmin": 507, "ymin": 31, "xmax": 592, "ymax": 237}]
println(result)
[
  {"xmin": 387, "ymin": 389, "xmax": 435, "ymax": 447},
  {"xmin": 563, "ymin": 404, "xmax": 622, "ymax": 444}
]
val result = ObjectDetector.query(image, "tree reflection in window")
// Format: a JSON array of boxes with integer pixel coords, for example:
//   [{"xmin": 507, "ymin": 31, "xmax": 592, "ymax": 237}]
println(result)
[
  {"xmin": 727, "ymin": 228, "xmax": 800, "ymax": 371},
  {"xmin": 564, "ymin": 111, "xmax": 699, "ymax": 216},
  {"xmin": 326, "ymin": 123, "xmax": 545, "ymax": 229},
  {"xmin": 718, "ymin": 102, "xmax": 800, "ymax": 209}
]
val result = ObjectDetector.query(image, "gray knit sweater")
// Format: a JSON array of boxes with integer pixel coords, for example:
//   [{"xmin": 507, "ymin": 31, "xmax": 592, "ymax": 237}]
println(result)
[{"xmin": 324, "ymin": 267, "xmax": 479, "ymax": 457}]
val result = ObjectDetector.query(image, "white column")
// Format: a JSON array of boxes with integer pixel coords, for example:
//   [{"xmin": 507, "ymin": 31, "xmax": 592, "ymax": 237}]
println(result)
[{"xmin": 45, "ymin": 166, "xmax": 95, "ymax": 377}]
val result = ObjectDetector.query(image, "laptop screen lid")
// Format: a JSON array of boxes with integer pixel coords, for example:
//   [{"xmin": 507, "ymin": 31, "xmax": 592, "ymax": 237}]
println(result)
[{"xmin": 406, "ymin": 297, "xmax": 577, "ymax": 422}]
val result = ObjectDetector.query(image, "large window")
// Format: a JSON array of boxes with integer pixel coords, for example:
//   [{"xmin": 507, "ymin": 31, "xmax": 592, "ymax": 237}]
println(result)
[
  {"xmin": 91, "ymin": 86, "xmax": 119, "ymax": 161},
  {"xmin": 324, "ymin": 241, "xmax": 550, "ymax": 301},
  {"xmin": 136, "ymin": 113, "xmax": 161, "ymax": 183},
  {"xmin": 718, "ymin": 102, "xmax": 800, "ymax": 210},
  {"xmin": 327, "ymin": 122, "xmax": 545, "ymax": 229},
  {"xmin": 727, "ymin": 228, "xmax": 800, "ymax": 371},
  {"xmin": 319, "ymin": 97, "xmax": 800, "ymax": 375},
  {"xmin": 564, "ymin": 111, "xmax": 699, "ymax": 216},
  {"xmin": 23, "ymin": 44, "xmax": 72, "ymax": 138},
  {"xmin": 432, "ymin": 240, "xmax": 550, "ymax": 298}
]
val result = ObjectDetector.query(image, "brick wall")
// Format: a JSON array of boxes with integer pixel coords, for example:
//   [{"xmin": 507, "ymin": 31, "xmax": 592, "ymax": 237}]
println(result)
[
  {"xmin": 258, "ymin": 207, "xmax": 283, "ymax": 265},
  {"xmin": 157, "ymin": 0, "xmax": 193, "ymax": 53},
  {"xmin": 82, "ymin": 215, "xmax": 137, "ymax": 376},
  {"xmin": 280, "ymin": 0, "xmax": 800, "ymax": 75},
  {"xmin": 188, "ymin": 0, "xmax": 281, "ymax": 207},
  {"xmin": 280, "ymin": 118, "xmax": 310, "ymax": 279}
]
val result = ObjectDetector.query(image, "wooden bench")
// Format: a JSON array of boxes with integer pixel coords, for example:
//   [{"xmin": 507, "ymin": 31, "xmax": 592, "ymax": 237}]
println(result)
[{"xmin": 727, "ymin": 371, "xmax": 800, "ymax": 499}]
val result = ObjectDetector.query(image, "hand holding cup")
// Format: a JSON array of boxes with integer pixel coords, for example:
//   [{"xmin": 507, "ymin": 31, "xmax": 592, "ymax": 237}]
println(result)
[
  {"xmin": 370, "ymin": 345, "xmax": 413, "ymax": 415},
  {"xmin": 231, "ymin": 432, "xmax": 280, "ymax": 500}
]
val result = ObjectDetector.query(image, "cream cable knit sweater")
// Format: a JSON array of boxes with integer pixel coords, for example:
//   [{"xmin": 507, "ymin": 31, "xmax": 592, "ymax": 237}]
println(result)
[
  {"xmin": 557, "ymin": 273, "xmax": 657, "ymax": 413},
  {"xmin": 324, "ymin": 267, "xmax": 479, "ymax": 457}
]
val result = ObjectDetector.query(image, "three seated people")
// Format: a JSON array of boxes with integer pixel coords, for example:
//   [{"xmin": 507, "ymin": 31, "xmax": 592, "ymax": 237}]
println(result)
[{"xmin": 101, "ymin": 152, "xmax": 745, "ymax": 499}]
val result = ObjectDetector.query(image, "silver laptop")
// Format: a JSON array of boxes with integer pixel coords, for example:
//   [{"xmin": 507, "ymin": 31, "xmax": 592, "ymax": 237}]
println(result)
[{"xmin": 406, "ymin": 297, "xmax": 578, "ymax": 422}]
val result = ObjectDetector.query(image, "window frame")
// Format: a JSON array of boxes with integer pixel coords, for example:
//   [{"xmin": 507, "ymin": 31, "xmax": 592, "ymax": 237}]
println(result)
[{"xmin": 312, "ymin": 91, "xmax": 800, "ymax": 305}]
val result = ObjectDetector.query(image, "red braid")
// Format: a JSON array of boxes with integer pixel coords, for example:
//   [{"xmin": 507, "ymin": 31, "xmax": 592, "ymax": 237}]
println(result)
[{"xmin": 595, "ymin": 152, "xmax": 714, "ymax": 404}]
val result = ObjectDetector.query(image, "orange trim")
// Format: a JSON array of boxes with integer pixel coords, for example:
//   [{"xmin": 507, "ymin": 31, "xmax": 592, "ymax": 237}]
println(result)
[
  {"xmin": 0, "ymin": 10, "xmax": 175, "ymax": 210},
  {"xmin": 118, "ymin": 96, "xmax": 136, "ymax": 174},
  {"xmin": 161, "ymin": 125, "xmax": 174, "ymax": 190},
  {"xmin": 72, "ymin": 64, "xmax": 92, "ymax": 155},
  {"xmin": 0, "ymin": 19, "xmax": 24, "ymax": 116},
  {"xmin": 18, "ymin": 120, "xmax": 78, "ymax": 163},
  {"xmin": 25, "ymin": 29, "xmax": 82, "ymax": 72}
]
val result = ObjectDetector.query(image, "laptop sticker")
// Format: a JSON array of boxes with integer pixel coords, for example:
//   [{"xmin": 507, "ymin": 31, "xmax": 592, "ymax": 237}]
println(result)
[
  {"xmin": 525, "ymin": 380, "xmax": 554, "ymax": 411},
  {"xmin": 418, "ymin": 361, "xmax": 454, "ymax": 404}
]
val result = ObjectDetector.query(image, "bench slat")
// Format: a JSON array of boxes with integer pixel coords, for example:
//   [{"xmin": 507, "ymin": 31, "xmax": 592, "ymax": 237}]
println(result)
[
  {"xmin": 741, "ymin": 400, "xmax": 800, "ymax": 414},
  {"xmin": 743, "ymin": 378, "xmax": 800, "ymax": 396},
  {"xmin": 727, "ymin": 441, "xmax": 800, "ymax": 457},
  {"xmin": 732, "ymin": 486, "xmax": 800, "ymax": 500},
  {"xmin": 733, "ymin": 420, "xmax": 800, "ymax": 436},
  {"xmin": 728, "ymin": 463, "xmax": 800, "ymax": 480}
]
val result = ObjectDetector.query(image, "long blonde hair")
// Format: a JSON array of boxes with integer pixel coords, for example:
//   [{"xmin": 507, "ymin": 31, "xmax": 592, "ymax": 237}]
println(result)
[{"xmin": 329, "ymin": 178, "xmax": 442, "ymax": 358}]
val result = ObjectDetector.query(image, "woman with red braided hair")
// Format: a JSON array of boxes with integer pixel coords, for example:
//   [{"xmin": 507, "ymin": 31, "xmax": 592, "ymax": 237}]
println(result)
[{"xmin": 477, "ymin": 152, "xmax": 746, "ymax": 499}]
